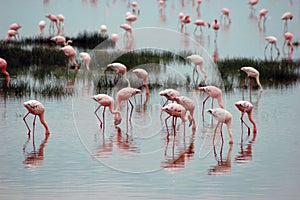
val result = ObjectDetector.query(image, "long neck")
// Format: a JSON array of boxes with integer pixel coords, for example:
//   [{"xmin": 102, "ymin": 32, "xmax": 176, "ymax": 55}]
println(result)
[
  {"xmin": 255, "ymin": 76, "xmax": 263, "ymax": 91},
  {"xmin": 123, "ymin": 72, "xmax": 131, "ymax": 87},
  {"xmin": 109, "ymin": 100, "xmax": 120, "ymax": 115},
  {"xmin": 39, "ymin": 113, "xmax": 50, "ymax": 134},
  {"xmin": 143, "ymin": 79, "xmax": 149, "ymax": 95},
  {"xmin": 217, "ymin": 95, "xmax": 224, "ymax": 109},
  {"xmin": 247, "ymin": 110, "xmax": 257, "ymax": 133}
]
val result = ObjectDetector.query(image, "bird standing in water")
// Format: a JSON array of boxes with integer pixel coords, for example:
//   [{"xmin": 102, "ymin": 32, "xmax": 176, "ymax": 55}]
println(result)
[
  {"xmin": 107, "ymin": 63, "xmax": 130, "ymax": 87},
  {"xmin": 241, "ymin": 66, "xmax": 263, "ymax": 92},
  {"xmin": 235, "ymin": 100, "xmax": 257, "ymax": 135}
]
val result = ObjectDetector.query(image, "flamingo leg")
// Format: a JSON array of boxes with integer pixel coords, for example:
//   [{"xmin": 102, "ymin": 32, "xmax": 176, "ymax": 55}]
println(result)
[
  {"xmin": 220, "ymin": 123, "xmax": 224, "ymax": 144},
  {"xmin": 202, "ymin": 96, "xmax": 210, "ymax": 120},
  {"xmin": 165, "ymin": 115, "xmax": 172, "ymax": 135},
  {"xmin": 23, "ymin": 112, "xmax": 31, "ymax": 135},
  {"xmin": 128, "ymin": 99, "xmax": 134, "ymax": 122},
  {"xmin": 102, "ymin": 106, "xmax": 106, "ymax": 132},
  {"xmin": 33, "ymin": 115, "xmax": 37, "ymax": 139},
  {"xmin": 94, "ymin": 105, "xmax": 103, "ymax": 129},
  {"xmin": 240, "ymin": 112, "xmax": 251, "ymax": 136},
  {"xmin": 213, "ymin": 121, "xmax": 221, "ymax": 145}
]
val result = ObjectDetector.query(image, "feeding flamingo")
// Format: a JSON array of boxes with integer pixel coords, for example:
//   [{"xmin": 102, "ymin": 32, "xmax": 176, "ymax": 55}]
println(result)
[
  {"xmin": 241, "ymin": 66, "xmax": 263, "ymax": 92},
  {"xmin": 159, "ymin": 88, "xmax": 180, "ymax": 107},
  {"xmin": 115, "ymin": 87, "xmax": 142, "ymax": 125},
  {"xmin": 193, "ymin": 19, "xmax": 210, "ymax": 33},
  {"xmin": 45, "ymin": 14, "xmax": 60, "ymax": 35},
  {"xmin": 2, "ymin": 30, "xmax": 19, "ymax": 43},
  {"xmin": 50, "ymin": 35, "xmax": 72, "ymax": 46},
  {"xmin": 0, "ymin": 58, "xmax": 10, "ymax": 87},
  {"xmin": 248, "ymin": 0, "xmax": 259, "ymax": 9},
  {"xmin": 264, "ymin": 36, "xmax": 280, "ymax": 59},
  {"xmin": 283, "ymin": 32, "xmax": 294, "ymax": 54},
  {"xmin": 39, "ymin": 20, "xmax": 46, "ymax": 37},
  {"xmin": 125, "ymin": 12, "xmax": 137, "ymax": 25},
  {"xmin": 235, "ymin": 100, "xmax": 257, "ymax": 136},
  {"xmin": 206, "ymin": 108, "xmax": 233, "ymax": 144},
  {"xmin": 132, "ymin": 68, "xmax": 149, "ymax": 96},
  {"xmin": 162, "ymin": 103, "xmax": 187, "ymax": 137},
  {"xmin": 281, "ymin": 12, "xmax": 293, "ymax": 32},
  {"xmin": 174, "ymin": 96, "xmax": 196, "ymax": 129},
  {"xmin": 91, "ymin": 94, "xmax": 121, "ymax": 131},
  {"xmin": 198, "ymin": 86, "xmax": 224, "ymax": 120},
  {"xmin": 60, "ymin": 45, "xmax": 78, "ymax": 70},
  {"xmin": 106, "ymin": 63, "xmax": 130, "ymax": 87},
  {"xmin": 79, "ymin": 52, "xmax": 91, "ymax": 70},
  {"xmin": 220, "ymin": 8, "xmax": 231, "ymax": 24},
  {"xmin": 186, "ymin": 54, "xmax": 207, "ymax": 85},
  {"xmin": 23, "ymin": 100, "xmax": 50, "ymax": 135}
]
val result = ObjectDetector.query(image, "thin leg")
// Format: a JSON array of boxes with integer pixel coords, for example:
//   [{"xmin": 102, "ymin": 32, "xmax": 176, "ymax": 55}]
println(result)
[
  {"xmin": 165, "ymin": 115, "xmax": 171, "ymax": 133},
  {"xmin": 102, "ymin": 107, "xmax": 106, "ymax": 132},
  {"xmin": 23, "ymin": 112, "xmax": 31, "ymax": 135},
  {"xmin": 128, "ymin": 99, "xmax": 134, "ymax": 121},
  {"xmin": 202, "ymin": 96, "xmax": 210, "ymax": 121},
  {"xmin": 240, "ymin": 112, "xmax": 251, "ymax": 136},
  {"xmin": 33, "ymin": 115, "xmax": 37, "ymax": 139},
  {"xmin": 94, "ymin": 105, "xmax": 103, "ymax": 128}
]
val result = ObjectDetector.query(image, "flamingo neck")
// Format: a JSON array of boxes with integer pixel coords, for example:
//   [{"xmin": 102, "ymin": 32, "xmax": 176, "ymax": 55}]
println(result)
[
  {"xmin": 247, "ymin": 110, "xmax": 257, "ymax": 133},
  {"xmin": 217, "ymin": 95, "xmax": 224, "ymax": 109},
  {"xmin": 39, "ymin": 113, "xmax": 50, "ymax": 134}
]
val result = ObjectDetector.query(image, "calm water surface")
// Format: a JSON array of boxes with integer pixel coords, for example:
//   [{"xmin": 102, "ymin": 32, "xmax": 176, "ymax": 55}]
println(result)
[{"xmin": 1, "ymin": 0, "xmax": 300, "ymax": 199}]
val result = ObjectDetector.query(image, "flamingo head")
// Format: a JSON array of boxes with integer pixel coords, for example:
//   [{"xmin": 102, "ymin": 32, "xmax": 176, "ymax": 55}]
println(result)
[
  {"xmin": 198, "ymin": 86, "xmax": 207, "ymax": 92},
  {"xmin": 207, "ymin": 23, "xmax": 211, "ymax": 28},
  {"xmin": 114, "ymin": 113, "xmax": 122, "ymax": 126}
]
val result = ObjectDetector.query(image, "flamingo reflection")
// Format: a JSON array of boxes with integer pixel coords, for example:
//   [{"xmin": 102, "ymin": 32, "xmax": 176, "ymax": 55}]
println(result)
[
  {"xmin": 22, "ymin": 133, "xmax": 50, "ymax": 169},
  {"xmin": 208, "ymin": 143, "xmax": 233, "ymax": 175},
  {"xmin": 235, "ymin": 133, "xmax": 257, "ymax": 164}
]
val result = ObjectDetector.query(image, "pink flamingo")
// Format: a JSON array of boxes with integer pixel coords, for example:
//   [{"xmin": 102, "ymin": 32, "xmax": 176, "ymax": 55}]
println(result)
[
  {"xmin": 206, "ymin": 108, "xmax": 233, "ymax": 144},
  {"xmin": 132, "ymin": 68, "xmax": 149, "ymax": 96},
  {"xmin": 241, "ymin": 66, "xmax": 263, "ymax": 92},
  {"xmin": 39, "ymin": 20, "xmax": 46, "ymax": 38},
  {"xmin": 23, "ymin": 100, "xmax": 50, "ymax": 135},
  {"xmin": 9, "ymin": 23, "xmax": 22, "ymax": 31},
  {"xmin": 258, "ymin": 9, "xmax": 268, "ymax": 26},
  {"xmin": 50, "ymin": 35, "xmax": 72, "ymax": 46},
  {"xmin": 120, "ymin": 23, "xmax": 132, "ymax": 38},
  {"xmin": 212, "ymin": 19, "xmax": 220, "ymax": 42},
  {"xmin": 60, "ymin": 45, "xmax": 78, "ymax": 70},
  {"xmin": 180, "ymin": 15, "xmax": 191, "ymax": 33},
  {"xmin": 162, "ymin": 103, "xmax": 187, "ymax": 137},
  {"xmin": 159, "ymin": 88, "xmax": 180, "ymax": 107},
  {"xmin": 79, "ymin": 52, "xmax": 91, "ymax": 70},
  {"xmin": 0, "ymin": 58, "xmax": 10, "ymax": 87},
  {"xmin": 235, "ymin": 100, "xmax": 257, "ymax": 136},
  {"xmin": 45, "ymin": 14, "xmax": 60, "ymax": 35},
  {"xmin": 57, "ymin": 14, "xmax": 65, "ymax": 35},
  {"xmin": 91, "ymin": 94, "xmax": 121, "ymax": 131},
  {"xmin": 125, "ymin": 12, "xmax": 137, "ymax": 25},
  {"xmin": 115, "ymin": 87, "xmax": 142, "ymax": 125},
  {"xmin": 248, "ymin": 0, "xmax": 259, "ymax": 9},
  {"xmin": 100, "ymin": 25, "xmax": 108, "ymax": 38},
  {"xmin": 106, "ymin": 63, "xmax": 130, "ymax": 87},
  {"xmin": 198, "ymin": 86, "xmax": 224, "ymax": 120},
  {"xmin": 193, "ymin": 19, "xmax": 210, "ymax": 33},
  {"xmin": 174, "ymin": 96, "xmax": 196, "ymax": 129},
  {"xmin": 220, "ymin": 8, "xmax": 231, "ymax": 24},
  {"xmin": 186, "ymin": 54, "xmax": 207, "ymax": 85},
  {"xmin": 2, "ymin": 30, "xmax": 19, "ymax": 43},
  {"xmin": 264, "ymin": 36, "xmax": 280, "ymax": 58},
  {"xmin": 281, "ymin": 12, "xmax": 293, "ymax": 32},
  {"xmin": 283, "ymin": 32, "xmax": 294, "ymax": 54}
]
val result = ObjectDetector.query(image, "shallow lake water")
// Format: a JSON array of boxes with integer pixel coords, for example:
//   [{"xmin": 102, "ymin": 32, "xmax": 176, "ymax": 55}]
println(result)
[{"xmin": 1, "ymin": 0, "xmax": 300, "ymax": 200}]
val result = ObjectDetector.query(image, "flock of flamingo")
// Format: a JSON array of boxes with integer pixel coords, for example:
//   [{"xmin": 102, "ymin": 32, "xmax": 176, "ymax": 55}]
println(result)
[{"xmin": 0, "ymin": 0, "xmax": 294, "ymax": 146}]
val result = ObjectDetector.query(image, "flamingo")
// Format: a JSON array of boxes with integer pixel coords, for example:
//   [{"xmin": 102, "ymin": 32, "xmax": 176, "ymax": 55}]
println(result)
[
  {"xmin": 115, "ymin": 87, "xmax": 142, "ymax": 125},
  {"xmin": 206, "ymin": 108, "xmax": 233, "ymax": 144},
  {"xmin": 198, "ymin": 86, "xmax": 224, "ymax": 120},
  {"xmin": 45, "ymin": 14, "xmax": 60, "ymax": 35},
  {"xmin": 180, "ymin": 15, "xmax": 191, "ymax": 33},
  {"xmin": 60, "ymin": 45, "xmax": 78, "ymax": 70},
  {"xmin": 283, "ymin": 32, "xmax": 294, "ymax": 53},
  {"xmin": 264, "ymin": 36, "xmax": 280, "ymax": 59},
  {"xmin": 132, "ymin": 68, "xmax": 149, "ymax": 95},
  {"xmin": 241, "ymin": 66, "xmax": 263, "ymax": 92},
  {"xmin": 125, "ymin": 12, "xmax": 137, "ymax": 25},
  {"xmin": 91, "ymin": 94, "xmax": 121, "ymax": 131},
  {"xmin": 174, "ymin": 96, "xmax": 196, "ymax": 129},
  {"xmin": 57, "ymin": 14, "xmax": 65, "ymax": 35},
  {"xmin": 248, "ymin": 0, "xmax": 259, "ymax": 8},
  {"xmin": 186, "ymin": 54, "xmax": 207, "ymax": 85},
  {"xmin": 220, "ymin": 8, "xmax": 231, "ymax": 24},
  {"xmin": 212, "ymin": 19, "xmax": 220, "ymax": 42},
  {"xmin": 106, "ymin": 63, "xmax": 130, "ymax": 87},
  {"xmin": 193, "ymin": 19, "xmax": 210, "ymax": 33},
  {"xmin": 159, "ymin": 88, "xmax": 180, "ymax": 107},
  {"xmin": 100, "ymin": 25, "xmax": 108, "ymax": 38},
  {"xmin": 50, "ymin": 35, "xmax": 72, "ymax": 46},
  {"xmin": 39, "ymin": 20, "xmax": 46, "ymax": 37},
  {"xmin": 235, "ymin": 100, "xmax": 257, "ymax": 136},
  {"xmin": 2, "ymin": 30, "xmax": 19, "ymax": 43},
  {"xmin": 0, "ymin": 58, "xmax": 10, "ymax": 87},
  {"xmin": 258, "ymin": 9, "xmax": 268, "ymax": 26},
  {"xmin": 281, "ymin": 12, "xmax": 293, "ymax": 32},
  {"xmin": 79, "ymin": 52, "xmax": 91, "ymax": 70},
  {"xmin": 161, "ymin": 103, "xmax": 187, "ymax": 136},
  {"xmin": 23, "ymin": 100, "xmax": 50, "ymax": 135}
]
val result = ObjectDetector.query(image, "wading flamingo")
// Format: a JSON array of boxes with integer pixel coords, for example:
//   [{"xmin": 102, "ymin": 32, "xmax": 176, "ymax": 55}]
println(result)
[
  {"xmin": 9, "ymin": 23, "xmax": 22, "ymax": 39},
  {"xmin": 241, "ymin": 66, "xmax": 263, "ymax": 92},
  {"xmin": 45, "ymin": 14, "xmax": 60, "ymax": 35},
  {"xmin": 125, "ymin": 12, "xmax": 137, "ymax": 25},
  {"xmin": 180, "ymin": 15, "xmax": 191, "ymax": 33},
  {"xmin": 198, "ymin": 86, "xmax": 224, "ymax": 120},
  {"xmin": 193, "ymin": 19, "xmax": 210, "ymax": 33},
  {"xmin": 248, "ymin": 0, "xmax": 259, "ymax": 9},
  {"xmin": 79, "ymin": 52, "xmax": 91, "ymax": 70},
  {"xmin": 132, "ymin": 68, "xmax": 149, "ymax": 95},
  {"xmin": 220, "ymin": 8, "xmax": 231, "ymax": 24},
  {"xmin": 23, "ymin": 100, "xmax": 50, "ymax": 135},
  {"xmin": 281, "ymin": 12, "xmax": 293, "ymax": 32},
  {"xmin": 235, "ymin": 100, "xmax": 257, "ymax": 136},
  {"xmin": 2, "ymin": 30, "xmax": 19, "ymax": 43},
  {"xmin": 60, "ymin": 45, "xmax": 78, "ymax": 70},
  {"xmin": 159, "ymin": 88, "xmax": 180, "ymax": 107},
  {"xmin": 258, "ymin": 9, "xmax": 268, "ymax": 26},
  {"xmin": 174, "ymin": 96, "xmax": 196, "ymax": 129},
  {"xmin": 106, "ymin": 63, "xmax": 130, "ymax": 87},
  {"xmin": 57, "ymin": 14, "xmax": 64, "ymax": 35},
  {"xmin": 283, "ymin": 32, "xmax": 294, "ymax": 54},
  {"xmin": 207, "ymin": 108, "xmax": 233, "ymax": 144},
  {"xmin": 91, "ymin": 94, "xmax": 121, "ymax": 131},
  {"xmin": 264, "ymin": 36, "xmax": 280, "ymax": 59},
  {"xmin": 115, "ymin": 87, "xmax": 142, "ymax": 125},
  {"xmin": 39, "ymin": 20, "xmax": 46, "ymax": 37},
  {"xmin": 212, "ymin": 19, "xmax": 220, "ymax": 42},
  {"xmin": 50, "ymin": 35, "xmax": 72, "ymax": 46},
  {"xmin": 186, "ymin": 54, "xmax": 207, "ymax": 85},
  {"xmin": 162, "ymin": 103, "xmax": 187, "ymax": 137},
  {"xmin": 0, "ymin": 58, "xmax": 10, "ymax": 87}
]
